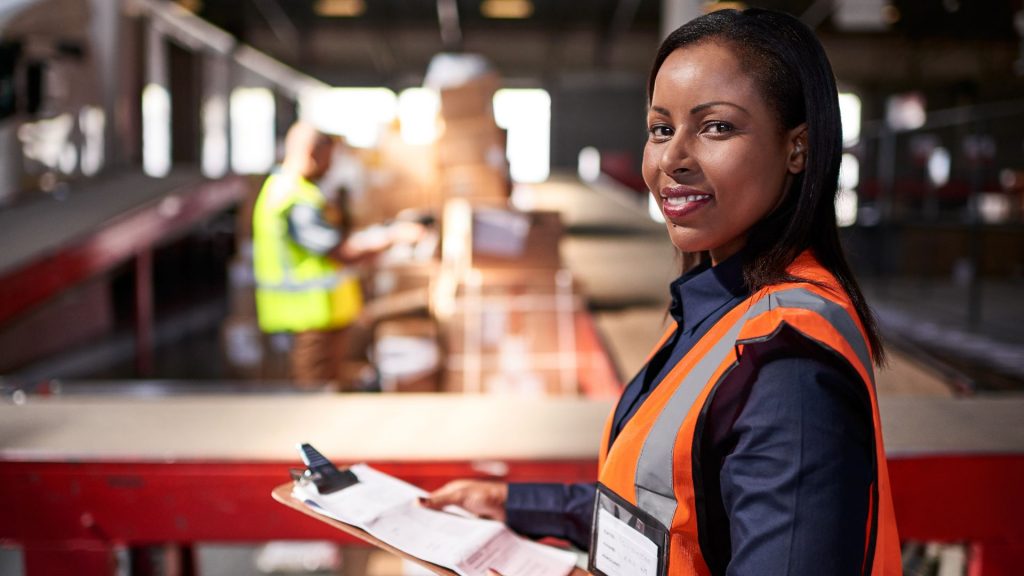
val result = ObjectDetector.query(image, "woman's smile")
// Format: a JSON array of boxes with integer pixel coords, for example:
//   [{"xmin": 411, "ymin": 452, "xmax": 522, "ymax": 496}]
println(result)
[{"xmin": 660, "ymin": 185, "xmax": 713, "ymax": 219}]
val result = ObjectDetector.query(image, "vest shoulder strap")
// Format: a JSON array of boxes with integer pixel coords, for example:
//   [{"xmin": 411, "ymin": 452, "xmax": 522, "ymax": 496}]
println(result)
[{"xmin": 737, "ymin": 285, "xmax": 874, "ymax": 387}]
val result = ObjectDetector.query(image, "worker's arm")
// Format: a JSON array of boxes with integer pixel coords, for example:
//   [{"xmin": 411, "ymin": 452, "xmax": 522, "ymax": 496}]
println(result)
[
  {"xmin": 718, "ymin": 348, "xmax": 872, "ymax": 576},
  {"xmin": 505, "ymin": 482, "xmax": 596, "ymax": 552},
  {"xmin": 424, "ymin": 480, "xmax": 596, "ymax": 552},
  {"xmin": 285, "ymin": 203, "xmax": 342, "ymax": 256},
  {"xmin": 286, "ymin": 204, "xmax": 425, "ymax": 264},
  {"xmin": 336, "ymin": 220, "xmax": 427, "ymax": 263}
]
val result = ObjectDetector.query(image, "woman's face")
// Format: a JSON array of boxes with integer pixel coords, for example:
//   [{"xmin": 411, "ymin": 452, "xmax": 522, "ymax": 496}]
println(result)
[{"xmin": 643, "ymin": 41, "xmax": 806, "ymax": 265}]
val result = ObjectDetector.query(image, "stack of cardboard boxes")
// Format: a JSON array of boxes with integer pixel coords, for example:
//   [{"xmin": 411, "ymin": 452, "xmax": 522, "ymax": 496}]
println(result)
[
  {"xmin": 441, "ymin": 266, "xmax": 580, "ymax": 396},
  {"xmin": 353, "ymin": 129, "xmax": 442, "ymax": 228},
  {"xmin": 435, "ymin": 198, "xmax": 580, "ymax": 395},
  {"xmin": 363, "ymin": 71, "xmax": 514, "ymax": 393},
  {"xmin": 436, "ymin": 73, "xmax": 511, "ymax": 205}
]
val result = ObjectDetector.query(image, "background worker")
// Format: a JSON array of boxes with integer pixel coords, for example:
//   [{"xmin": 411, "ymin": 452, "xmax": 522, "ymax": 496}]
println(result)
[{"xmin": 253, "ymin": 122, "xmax": 412, "ymax": 386}]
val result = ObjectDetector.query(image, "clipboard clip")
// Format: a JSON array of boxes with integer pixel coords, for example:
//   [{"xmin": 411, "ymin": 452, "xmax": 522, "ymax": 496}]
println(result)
[{"xmin": 291, "ymin": 443, "xmax": 360, "ymax": 495}]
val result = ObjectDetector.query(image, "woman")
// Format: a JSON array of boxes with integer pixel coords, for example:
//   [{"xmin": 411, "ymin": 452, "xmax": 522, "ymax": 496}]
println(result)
[{"xmin": 426, "ymin": 8, "xmax": 901, "ymax": 575}]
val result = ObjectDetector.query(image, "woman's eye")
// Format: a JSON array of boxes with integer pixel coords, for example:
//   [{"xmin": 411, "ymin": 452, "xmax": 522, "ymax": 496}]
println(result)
[
  {"xmin": 703, "ymin": 121, "xmax": 734, "ymax": 135},
  {"xmin": 649, "ymin": 125, "xmax": 673, "ymax": 139}
]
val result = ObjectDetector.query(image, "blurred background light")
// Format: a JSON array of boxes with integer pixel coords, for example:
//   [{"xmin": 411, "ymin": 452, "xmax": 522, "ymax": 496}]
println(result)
[
  {"xmin": 302, "ymin": 88, "xmax": 398, "ymax": 148},
  {"xmin": 493, "ymin": 88, "xmax": 550, "ymax": 183},
  {"xmin": 836, "ymin": 188, "xmax": 859, "ymax": 227},
  {"xmin": 399, "ymin": 88, "xmax": 440, "ymax": 145},
  {"xmin": 887, "ymin": 92, "xmax": 927, "ymax": 131},
  {"xmin": 314, "ymin": 0, "xmax": 365, "ymax": 18},
  {"xmin": 481, "ymin": 0, "xmax": 534, "ymax": 19},
  {"xmin": 201, "ymin": 95, "xmax": 228, "ymax": 178},
  {"xmin": 79, "ymin": 106, "xmax": 105, "ymax": 177},
  {"xmin": 927, "ymin": 146, "xmax": 952, "ymax": 188},
  {"xmin": 838, "ymin": 92, "xmax": 862, "ymax": 147},
  {"xmin": 577, "ymin": 146, "xmax": 600, "ymax": 183},
  {"xmin": 230, "ymin": 87, "xmax": 275, "ymax": 174},
  {"xmin": 840, "ymin": 153, "xmax": 860, "ymax": 191},
  {"xmin": 142, "ymin": 83, "xmax": 171, "ymax": 177}
]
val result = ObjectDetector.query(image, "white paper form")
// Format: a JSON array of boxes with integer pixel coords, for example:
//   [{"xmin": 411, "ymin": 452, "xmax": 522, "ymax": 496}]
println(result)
[
  {"xmin": 461, "ymin": 529, "xmax": 584, "ymax": 576},
  {"xmin": 293, "ymin": 464, "xmax": 577, "ymax": 576}
]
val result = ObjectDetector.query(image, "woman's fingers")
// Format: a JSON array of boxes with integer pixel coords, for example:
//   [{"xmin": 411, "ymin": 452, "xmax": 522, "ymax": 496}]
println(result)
[{"xmin": 422, "ymin": 479, "xmax": 509, "ymax": 522}]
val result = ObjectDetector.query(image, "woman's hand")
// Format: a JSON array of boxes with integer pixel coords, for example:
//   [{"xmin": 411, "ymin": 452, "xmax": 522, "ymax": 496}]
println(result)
[{"xmin": 422, "ymin": 479, "xmax": 509, "ymax": 522}]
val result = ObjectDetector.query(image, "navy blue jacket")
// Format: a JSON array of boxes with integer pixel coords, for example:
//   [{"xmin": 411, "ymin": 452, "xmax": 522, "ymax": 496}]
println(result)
[{"xmin": 505, "ymin": 253, "xmax": 873, "ymax": 575}]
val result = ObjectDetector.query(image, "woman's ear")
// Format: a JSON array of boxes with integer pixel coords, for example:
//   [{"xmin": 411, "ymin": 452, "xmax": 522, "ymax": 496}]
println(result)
[{"xmin": 786, "ymin": 124, "xmax": 809, "ymax": 175}]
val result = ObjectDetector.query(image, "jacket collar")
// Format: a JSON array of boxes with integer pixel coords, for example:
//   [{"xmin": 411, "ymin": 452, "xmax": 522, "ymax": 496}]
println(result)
[{"xmin": 668, "ymin": 251, "xmax": 750, "ymax": 334}]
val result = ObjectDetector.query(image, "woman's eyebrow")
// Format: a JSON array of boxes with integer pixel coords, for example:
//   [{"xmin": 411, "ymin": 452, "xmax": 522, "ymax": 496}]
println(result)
[
  {"xmin": 650, "ymin": 105, "xmax": 672, "ymax": 117},
  {"xmin": 689, "ymin": 101, "xmax": 750, "ymax": 115}
]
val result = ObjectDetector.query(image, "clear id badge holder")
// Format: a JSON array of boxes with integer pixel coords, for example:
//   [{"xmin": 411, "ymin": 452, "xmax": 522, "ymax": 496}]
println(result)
[{"xmin": 588, "ymin": 483, "xmax": 669, "ymax": 576}]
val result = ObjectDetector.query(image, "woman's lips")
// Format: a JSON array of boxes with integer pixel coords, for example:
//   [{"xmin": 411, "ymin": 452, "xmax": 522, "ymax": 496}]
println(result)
[{"xmin": 660, "ymin": 186, "xmax": 712, "ymax": 219}]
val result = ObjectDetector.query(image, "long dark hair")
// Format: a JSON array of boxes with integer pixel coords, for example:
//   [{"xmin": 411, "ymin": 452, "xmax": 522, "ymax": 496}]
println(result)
[{"xmin": 649, "ymin": 8, "xmax": 885, "ymax": 364}]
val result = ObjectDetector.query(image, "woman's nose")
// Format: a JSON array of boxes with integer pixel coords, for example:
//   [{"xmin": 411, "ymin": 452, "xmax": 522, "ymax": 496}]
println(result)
[{"xmin": 659, "ymin": 132, "xmax": 691, "ymax": 176}]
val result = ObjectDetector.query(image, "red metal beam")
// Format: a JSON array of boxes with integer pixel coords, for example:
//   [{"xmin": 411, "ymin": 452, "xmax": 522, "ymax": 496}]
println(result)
[
  {"xmin": 4, "ymin": 455, "xmax": 1021, "ymax": 544},
  {"xmin": 2, "ymin": 454, "xmax": 1023, "ymax": 575},
  {"xmin": 0, "ymin": 176, "xmax": 250, "ymax": 327},
  {"xmin": 888, "ymin": 454, "xmax": 1024, "ymax": 543},
  {"xmin": 0, "ymin": 459, "xmax": 597, "ymax": 544}
]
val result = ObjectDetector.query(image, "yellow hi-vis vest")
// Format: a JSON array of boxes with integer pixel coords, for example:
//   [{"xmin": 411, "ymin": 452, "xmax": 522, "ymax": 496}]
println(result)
[{"xmin": 252, "ymin": 172, "xmax": 362, "ymax": 332}]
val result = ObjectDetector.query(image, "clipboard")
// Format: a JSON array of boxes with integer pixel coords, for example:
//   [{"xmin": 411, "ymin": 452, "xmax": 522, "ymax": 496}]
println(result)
[
  {"xmin": 271, "ymin": 482, "xmax": 457, "ymax": 575},
  {"xmin": 273, "ymin": 443, "xmax": 589, "ymax": 576}
]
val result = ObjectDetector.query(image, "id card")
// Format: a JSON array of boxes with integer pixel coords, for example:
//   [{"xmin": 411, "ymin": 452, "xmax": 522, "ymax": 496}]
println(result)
[{"xmin": 588, "ymin": 483, "xmax": 668, "ymax": 576}]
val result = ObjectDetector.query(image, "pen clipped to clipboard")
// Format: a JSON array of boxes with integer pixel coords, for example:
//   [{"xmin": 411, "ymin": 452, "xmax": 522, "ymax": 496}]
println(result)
[{"xmin": 278, "ymin": 443, "xmax": 580, "ymax": 576}]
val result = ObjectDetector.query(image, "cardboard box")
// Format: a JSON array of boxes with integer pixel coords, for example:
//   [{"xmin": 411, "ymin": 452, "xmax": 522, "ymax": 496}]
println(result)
[
  {"xmin": 472, "ymin": 210, "xmax": 563, "ymax": 270},
  {"xmin": 361, "ymin": 287, "xmax": 432, "ymax": 323},
  {"xmin": 439, "ymin": 73, "xmax": 501, "ymax": 120},
  {"xmin": 372, "ymin": 263, "xmax": 436, "ymax": 298},
  {"xmin": 437, "ymin": 117, "xmax": 507, "ymax": 169},
  {"xmin": 374, "ymin": 318, "xmax": 441, "ymax": 392},
  {"xmin": 440, "ymin": 271, "xmax": 580, "ymax": 395},
  {"xmin": 437, "ymin": 135, "xmax": 507, "ymax": 170},
  {"xmin": 440, "ymin": 165, "xmax": 510, "ymax": 203},
  {"xmin": 352, "ymin": 130, "xmax": 442, "ymax": 226}
]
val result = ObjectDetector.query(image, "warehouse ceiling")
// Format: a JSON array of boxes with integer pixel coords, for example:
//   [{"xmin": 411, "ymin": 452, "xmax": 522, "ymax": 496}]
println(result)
[{"xmin": 189, "ymin": 0, "xmax": 1023, "ymax": 91}]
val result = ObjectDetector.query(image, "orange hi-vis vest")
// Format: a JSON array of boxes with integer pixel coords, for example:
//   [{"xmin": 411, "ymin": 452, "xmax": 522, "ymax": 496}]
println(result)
[{"xmin": 596, "ymin": 252, "xmax": 901, "ymax": 576}]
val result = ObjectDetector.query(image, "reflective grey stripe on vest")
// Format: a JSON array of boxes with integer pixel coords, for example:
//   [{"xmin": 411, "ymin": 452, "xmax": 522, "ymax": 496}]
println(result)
[
  {"xmin": 257, "ymin": 218, "xmax": 356, "ymax": 293},
  {"xmin": 256, "ymin": 269, "xmax": 356, "ymax": 293},
  {"xmin": 770, "ymin": 289, "xmax": 874, "ymax": 386},
  {"xmin": 633, "ymin": 287, "xmax": 872, "ymax": 529}
]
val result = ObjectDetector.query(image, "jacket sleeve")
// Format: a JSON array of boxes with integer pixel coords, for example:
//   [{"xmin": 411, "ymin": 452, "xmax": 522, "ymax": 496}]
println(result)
[
  {"xmin": 720, "ymin": 350, "xmax": 873, "ymax": 576},
  {"xmin": 505, "ymin": 482, "xmax": 597, "ymax": 551}
]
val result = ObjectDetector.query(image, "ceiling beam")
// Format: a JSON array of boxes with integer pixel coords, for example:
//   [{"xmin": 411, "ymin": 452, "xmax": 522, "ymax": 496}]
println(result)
[
  {"xmin": 436, "ymin": 0, "xmax": 462, "ymax": 51},
  {"xmin": 250, "ymin": 0, "xmax": 300, "ymax": 53}
]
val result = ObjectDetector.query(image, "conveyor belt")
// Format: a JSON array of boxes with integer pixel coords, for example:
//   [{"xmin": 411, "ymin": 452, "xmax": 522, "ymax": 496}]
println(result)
[
  {"xmin": 0, "ymin": 394, "xmax": 612, "ymax": 462},
  {"xmin": 0, "ymin": 170, "xmax": 250, "ymax": 326},
  {"xmin": 0, "ymin": 170, "xmax": 202, "ymax": 275},
  {"xmin": 1, "ymin": 393, "xmax": 1019, "ymax": 460}
]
